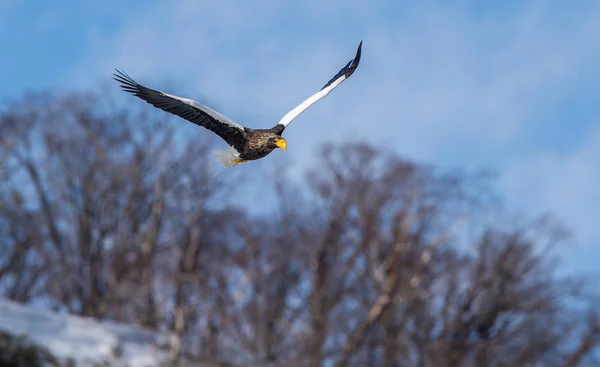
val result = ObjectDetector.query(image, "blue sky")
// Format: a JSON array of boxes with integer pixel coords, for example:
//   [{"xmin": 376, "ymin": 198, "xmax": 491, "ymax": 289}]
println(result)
[{"xmin": 2, "ymin": 1, "xmax": 599, "ymax": 277}]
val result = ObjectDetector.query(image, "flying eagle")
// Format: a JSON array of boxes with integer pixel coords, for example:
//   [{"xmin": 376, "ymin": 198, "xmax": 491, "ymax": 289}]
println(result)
[{"xmin": 113, "ymin": 41, "xmax": 362, "ymax": 167}]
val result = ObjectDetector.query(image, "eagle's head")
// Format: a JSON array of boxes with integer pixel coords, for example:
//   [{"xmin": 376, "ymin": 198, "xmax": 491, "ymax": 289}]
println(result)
[{"xmin": 269, "ymin": 136, "xmax": 287, "ymax": 151}]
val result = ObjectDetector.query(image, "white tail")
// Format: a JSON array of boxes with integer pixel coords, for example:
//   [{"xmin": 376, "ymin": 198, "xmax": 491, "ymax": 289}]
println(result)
[{"xmin": 213, "ymin": 147, "xmax": 241, "ymax": 167}]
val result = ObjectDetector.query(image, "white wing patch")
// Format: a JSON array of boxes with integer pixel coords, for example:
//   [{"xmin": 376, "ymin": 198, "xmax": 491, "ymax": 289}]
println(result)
[
  {"xmin": 163, "ymin": 92, "xmax": 245, "ymax": 131},
  {"xmin": 277, "ymin": 41, "xmax": 361, "ymax": 128},
  {"xmin": 278, "ymin": 76, "xmax": 347, "ymax": 127}
]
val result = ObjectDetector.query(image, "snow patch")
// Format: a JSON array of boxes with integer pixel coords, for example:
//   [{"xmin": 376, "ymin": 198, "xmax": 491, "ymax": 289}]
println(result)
[{"xmin": 0, "ymin": 297, "xmax": 167, "ymax": 366}]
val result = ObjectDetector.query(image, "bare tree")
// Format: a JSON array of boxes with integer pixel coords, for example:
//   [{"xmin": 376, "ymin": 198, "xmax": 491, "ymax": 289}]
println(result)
[{"xmin": 1, "ymin": 90, "xmax": 598, "ymax": 367}]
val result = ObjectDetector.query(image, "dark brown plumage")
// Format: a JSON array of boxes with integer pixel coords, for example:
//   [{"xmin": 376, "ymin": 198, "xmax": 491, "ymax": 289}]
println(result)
[{"xmin": 237, "ymin": 127, "xmax": 287, "ymax": 161}]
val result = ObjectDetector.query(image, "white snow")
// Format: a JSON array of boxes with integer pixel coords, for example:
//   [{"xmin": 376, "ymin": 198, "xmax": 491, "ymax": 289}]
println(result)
[{"xmin": 0, "ymin": 297, "xmax": 168, "ymax": 366}]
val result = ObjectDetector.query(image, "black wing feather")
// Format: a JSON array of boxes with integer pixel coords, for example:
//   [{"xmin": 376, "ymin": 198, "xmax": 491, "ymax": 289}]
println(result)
[
  {"xmin": 113, "ymin": 70, "xmax": 247, "ymax": 151},
  {"xmin": 320, "ymin": 41, "xmax": 362, "ymax": 91}
]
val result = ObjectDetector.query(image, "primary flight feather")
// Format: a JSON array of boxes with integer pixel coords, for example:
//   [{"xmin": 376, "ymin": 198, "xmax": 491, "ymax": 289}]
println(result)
[{"xmin": 113, "ymin": 41, "xmax": 362, "ymax": 167}]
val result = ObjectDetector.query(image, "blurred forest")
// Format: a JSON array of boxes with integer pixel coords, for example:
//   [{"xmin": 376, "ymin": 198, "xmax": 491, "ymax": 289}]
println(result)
[{"xmin": 0, "ymin": 90, "xmax": 598, "ymax": 367}]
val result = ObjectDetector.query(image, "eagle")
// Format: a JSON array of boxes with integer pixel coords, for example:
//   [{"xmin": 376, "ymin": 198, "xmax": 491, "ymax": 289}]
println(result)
[{"xmin": 113, "ymin": 41, "xmax": 362, "ymax": 167}]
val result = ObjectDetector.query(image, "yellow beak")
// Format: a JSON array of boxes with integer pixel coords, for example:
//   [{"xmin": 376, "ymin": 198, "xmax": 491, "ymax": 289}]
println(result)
[{"xmin": 275, "ymin": 138, "xmax": 287, "ymax": 151}]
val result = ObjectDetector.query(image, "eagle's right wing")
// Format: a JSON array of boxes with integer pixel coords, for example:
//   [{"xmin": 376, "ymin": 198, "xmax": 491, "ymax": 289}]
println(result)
[
  {"xmin": 276, "ymin": 41, "xmax": 362, "ymax": 129},
  {"xmin": 113, "ymin": 70, "xmax": 247, "ymax": 151}
]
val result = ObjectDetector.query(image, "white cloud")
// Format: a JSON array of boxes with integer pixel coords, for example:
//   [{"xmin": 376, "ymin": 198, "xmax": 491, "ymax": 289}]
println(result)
[{"xmin": 345, "ymin": 3, "xmax": 600, "ymax": 161}]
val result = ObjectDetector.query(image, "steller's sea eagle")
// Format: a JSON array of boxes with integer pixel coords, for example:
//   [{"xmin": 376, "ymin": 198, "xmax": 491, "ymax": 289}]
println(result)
[{"xmin": 113, "ymin": 41, "xmax": 362, "ymax": 167}]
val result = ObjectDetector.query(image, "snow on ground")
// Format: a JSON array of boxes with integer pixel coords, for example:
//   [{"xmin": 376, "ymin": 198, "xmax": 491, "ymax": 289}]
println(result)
[{"xmin": 0, "ymin": 297, "xmax": 167, "ymax": 366}]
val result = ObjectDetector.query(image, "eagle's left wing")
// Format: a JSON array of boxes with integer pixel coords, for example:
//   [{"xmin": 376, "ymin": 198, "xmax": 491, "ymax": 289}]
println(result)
[
  {"xmin": 113, "ymin": 70, "xmax": 247, "ymax": 152},
  {"xmin": 276, "ymin": 41, "xmax": 362, "ymax": 130}
]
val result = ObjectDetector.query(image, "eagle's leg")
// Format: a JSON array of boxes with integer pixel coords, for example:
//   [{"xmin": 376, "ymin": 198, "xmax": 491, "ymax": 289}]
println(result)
[{"xmin": 234, "ymin": 159, "xmax": 248, "ymax": 164}]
